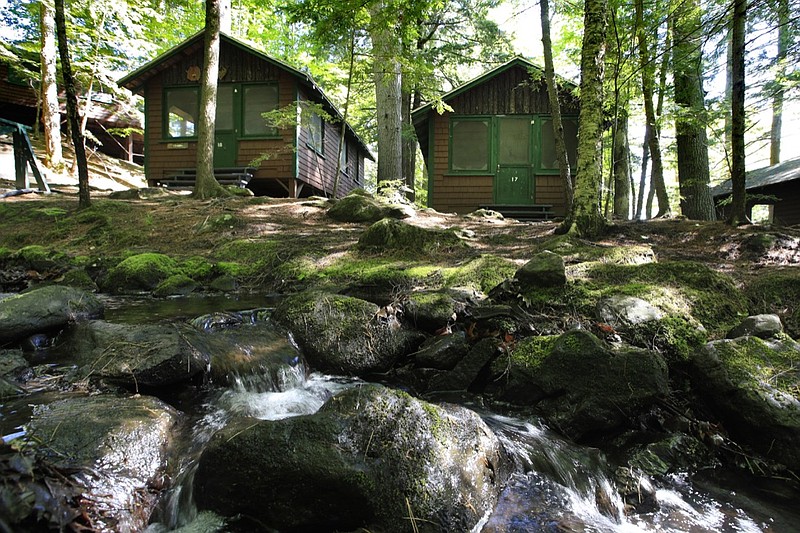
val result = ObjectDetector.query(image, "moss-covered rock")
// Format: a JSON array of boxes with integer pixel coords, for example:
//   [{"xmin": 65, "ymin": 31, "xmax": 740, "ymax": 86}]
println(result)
[
  {"xmin": 413, "ymin": 331, "xmax": 470, "ymax": 370},
  {"xmin": 100, "ymin": 253, "xmax": 179, "ymax": 294},
  {"xmin": 194, "ymin": 384, "xmax": 508, "ymax": 533},
  {"xmin": 357, "ymin": 218, "xmax": 465, "ymax": 255},
  {"xmin": 403, "ymin": 290, "xmax": 459, "ymax": 332},
  {"xmin": 743, "ymin": 270, "xmax": 800, "ymax": 339},
  {"xmin": 13, "ymin": 245, "xmax": 68, "ymax": 272},
  {"xmin": 690, "ymin": 335, "xmax": 800, "ymax": 470},
  {"xmin": 443, "ymin": 254, "xmax": 518, "ymax": 293},
  {"xmin": 0, "ymin": 285, "xmax": 103, "ymax": 345},
  {"xmin": 153, "ymin": 274, "xmax": 198, "ymax": 297},
  {"xmin": 58, "ymin": 268, "xmax": 98, "ymax": 291},
  {"xmin": 328, "ymin": 193, "xmax": 389, "ymax": 223},
  {"xmin": 515, "ymin": 250, "xmax": 566, "ymax": 288},
  {"xmin": 726, "ymin": 314, "xmax": 784, "ymax": 339},
  {"xmin": 272, "ymin": 291, "xmax": 423, "ymax": 375}
]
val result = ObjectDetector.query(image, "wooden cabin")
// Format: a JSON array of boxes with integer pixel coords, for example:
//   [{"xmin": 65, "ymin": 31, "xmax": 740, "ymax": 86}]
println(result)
[
  {"xmin": 412, "ymin": 57, "xmax": 579, "ymax": 218},
  {"xmin": 0, "ymin": 57, "xmax": 144, "ymax": 164},
  {"xmin": 712, "ymin": 157, "xmax": 800, "ymax": 226},
  {"xmin": 118, "ymin": 33, "xmax": 373, "ymax": 197}
]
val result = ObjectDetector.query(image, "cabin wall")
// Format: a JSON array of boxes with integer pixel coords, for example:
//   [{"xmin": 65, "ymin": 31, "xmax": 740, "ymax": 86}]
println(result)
[
  {"xmin": 772, "ymin": 182, "xmax": 800, "ymax": 226},
  {"xmin": 426, "ymin": 65, "xmax": 572, "ymax": 215}
]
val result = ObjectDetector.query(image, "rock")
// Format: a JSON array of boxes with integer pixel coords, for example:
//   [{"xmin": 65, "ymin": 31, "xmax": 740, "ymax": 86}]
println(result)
[
  {"xmin": 60, "ymin": 320, "xmax": 210, "ymax": 388},
  {"xmin": 194, "ymin": 384, "xmax": 508, "ymax": 532},
  {"xmin": 27, "ymin": 394, "xmax": 179, "ymax": 532},
  {"xmin": 428, "ymin": 337, "xmax": 500, "ymax": 391},
  {"xmin": 208, "ymin": 274, "xmax": 237, "ymax": 292},
  {"xmin": 726, "ymin": 314, "xmax": 783, "ymax": 339},
  {"xmin": 465, "ymin": 208, "xmax": 504, "ymax": 220},
  {"xmin": 403, "ymin": 290, "xmax": 460, "ymax": 332},
  {"xmin": 691, "ymin": 336, "xmax": 800, "ymax": 470},
  {"xmin": 100, "ymin": 253, "xmax": 179, "ymax": 294},
  {"xmin": 327, "ymin": 193, "xmax": 388, "ymax": 223},
  {"xmin": 514, "ymin": 251, "xmax": 566, "ymax": 288},
  {"xmin": 488, "ymin": 330, "xmax": 669, "ymax": 441},
  {"xmin": 413, "ymin": 331, "xmax": 470, "ymax": 370},
  {"xmin": 273, "ymin": 291, "xmax": 423, "ymax": 375},
  {"xmin": 0, "ymin": 348, "xmax": 28, "ymax": 378},
  {"xmin": 153, "ymin": 274, "xmax": 198, "ymax": 297},
  {"xmin": 11, "ymin": 245, "xmax": 68, "ymax": 273},
  {"xmin": 58, "ymin": 268, "xmax": 98, "ymax": 290},
  {"xmin": 0, "ymin": 285, "xmax": 103, "ymax": 345},
  {"xmin": 596, "ymin": 295, "xmax": 665, "ymax": 328},
  {"xmin": 0, "ymin": 377, "xmax": 24, "ymax": 398},
  {"xmin": 357, "ymin": 218, "xmax": 465, "ymax": 254},
  {"xmin": 386, "ymin": 203, "xmax": 416, "ymax": 219}
]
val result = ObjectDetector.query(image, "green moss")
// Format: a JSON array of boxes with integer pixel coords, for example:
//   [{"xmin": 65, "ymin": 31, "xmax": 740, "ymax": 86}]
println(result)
[
  {"xmin": 181, "ymin": 256, "xmax": 215, "ymax": 280},
  {"xmin": 533, "ymin": 234, "xmax": 654, "ymax": 266},
  {"xmin": 627, "ymin": 316, "xmax": 708, "ymax": 365},
  {"xmin": 59, "ymin": 268, "xmax": 97, "ymax": 290},
  {"xmin": 357, "ymin": 218, "xmax": 465, "ymax": 255},
  {"xmin": 744, "ymin": 270, "xmax": 800, "ymax": 338},
  {"xmin": 103, "ymin": 252, "xmax": 180, "ymax": 293},
  {"xmin": 318, "ymin": 255, "xmax": 440, "ymax": 289},
  {"xmin": 712, "ymin": 336, "xmax": 800, "ymax": 397},
  {"xmin": 441, "ymin": 254, "xmax": 518, "ymax": 293},
  {"xmin": 509, "ymin": 335, "xmax": 559, "ymax": 370},
  {"xmin": 0, "ymin": 247, "xmax": 11, "ymax": 260},
  {"xmin": 198, "ymin": 213, "xmax": 244, "ymax": 232},
  {"xmin": 154, "ymin": 274, "xmax": 198, "ymax": 297},
  {"xmin": 13, "ymin": 245, "xmax": 67, "ymax": 270}
]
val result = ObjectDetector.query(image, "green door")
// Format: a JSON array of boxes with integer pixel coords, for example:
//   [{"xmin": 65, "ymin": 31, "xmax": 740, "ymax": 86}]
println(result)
[
  {"xmin": 214, "ymin": 85, "xmax": 238, "ymax": 168},
  {"xmin": 495, "ymin": 116, "xmax": 533, "ymax": 205}
]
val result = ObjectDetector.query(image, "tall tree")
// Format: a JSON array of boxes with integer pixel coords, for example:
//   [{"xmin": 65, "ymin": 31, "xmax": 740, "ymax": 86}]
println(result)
[
  {"xmin": 571, "ymin": 0, "xmax": 608, "ymax": 237},
  {"xmin": 54, "ymin": 0, "xmax": 89, "ymax": 208},
  {"xmin": 769, "ymin": 0, "xmax": 789, "ymax": 165},
  {"xmin": 672, "ymin": 0, "xmax": 714, "ymax": 220},
  {"xmin": 635, "ymin": 0, "xmax": 669, "ymax": 218},
  {"xmin": 612, "ymin": 106, "xmax": 631, "ymax": 219},
  {"xmin": 728, "ymin": 0, "xmax": 747, "ymax": 224},
  {"xmin": 193, "ymin": 0, "xmax": 228, "ymax": 199},
  {"xmin": 39, "ymin": 0, "xmax": 62, "ymax": 169},
  {"xmin": 540, "ymin": 0, "xmax": 573, "ymax": 220}
]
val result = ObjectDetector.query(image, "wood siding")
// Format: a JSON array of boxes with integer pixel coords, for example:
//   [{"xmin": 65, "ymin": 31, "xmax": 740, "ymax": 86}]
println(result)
[
  {"xmin": 716, "ymin": 181, "xmax": 800, "ymax": 226},
  {"xmin": 0, "ymin": 63, "xmax": 38, "ymax": 115}
]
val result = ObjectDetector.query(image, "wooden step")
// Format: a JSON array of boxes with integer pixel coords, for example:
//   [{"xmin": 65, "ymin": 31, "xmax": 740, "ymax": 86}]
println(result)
[
  {"xmin": 480, "ymin": 204, "xmax": 556, "ymax": 221},
  {"xmin": 157, "ymin": 167, "xmax": 255, "ymax": 189}
]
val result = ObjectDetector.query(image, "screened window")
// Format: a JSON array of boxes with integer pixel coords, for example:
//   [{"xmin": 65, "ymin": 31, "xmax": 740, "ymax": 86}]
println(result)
[
  {"xmin": 216, "ymin": 85, "xmax": 235, "ymax": 131},
  {"xmin": 306, "ymin": 111, "xmax": 324, "ymax": 154},
  {"xmin": 540, "ymin": 117, "xmax": 578, "ymax": 171},
  {"xmin": 243, "ymin": 84, "xmax": 279, "ymax": 136},
  {"xmin": 338, "ymin": 142, "xmax": 348, "ymax": 174},
  {"xmin": 166, "ymin": 87, "xmax": 199, "ymax": 138},
  {"xmin": 450, "ymin": 118, "xmax": 491, "ymax": 172}
]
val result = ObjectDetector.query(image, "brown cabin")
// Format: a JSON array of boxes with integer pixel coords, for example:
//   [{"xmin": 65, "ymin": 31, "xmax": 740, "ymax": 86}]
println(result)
[
  {"xmin": 412, "ymin": 57, "xmax": 579, "ymax": 218},
  {"xmin": 712, "ymin": 157, "xmax": 800, "ymax": 226},
  {"xmin": 118, "ymin": 32, "xmax": 373, "ymax": 197},
  {"xmin": 0, "ymin": 58, "xmax": 144, "ymax": 164}
]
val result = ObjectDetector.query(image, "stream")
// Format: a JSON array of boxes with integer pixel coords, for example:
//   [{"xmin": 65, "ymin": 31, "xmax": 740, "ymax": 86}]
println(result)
[{"xmin": 3, "ymin": 294, "xmax": 799, "ymax": 532}]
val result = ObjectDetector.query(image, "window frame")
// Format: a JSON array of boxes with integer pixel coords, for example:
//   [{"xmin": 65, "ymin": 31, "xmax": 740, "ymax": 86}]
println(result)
[
  {"xmin": 447, "ymin": 115, "xmax": 494, "ymax": 175},
  {"xmin": 305, "ymin": 109, "xmax": 324, "ymax": 156},
  {"xmin": 240, "ymin": 82, "xmax": 281, "ymax": 139},
  {"xmin": 535, "ymin": 115, "xmax": 579, "ymax": 175},
  {"xmin": 163, "ymin": 86, "xmax": 200, "ymax": 141}
]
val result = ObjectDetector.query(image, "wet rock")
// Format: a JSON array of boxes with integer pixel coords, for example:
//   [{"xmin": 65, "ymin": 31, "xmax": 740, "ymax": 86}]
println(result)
[
  {"xmin": 272, "ymin": 291, "xmax": 423, "ymax": 375},
  {"xmin": 60, "ymin": 320, "xmax": 209, "ymax": 388},
  {"xmin": 403, "ymin": 290, "xmax": 460, "ymax": 332},
  {"xmin": 726, "ymin": 314, "xmax": 783, "ymax": 339},
  {"xmin": 691, "ymin": 335, "xmax": 800, "ymax": 470},
  {"xmin": 488, "ymin": 330, "xmax": 669, "ymax": 441},
  {"xmin": 0, "ymin": 285, "xmax": 103, "ymax": 345},
  {"xmin": 357, "ymin": 218, "xmax": 465, "ymax": 254},
  {"xmin": 596, "ymin": 294, "xmax": 664, "ymax": 328},
  {"xmin": 514, "ymin": 251, "xmax": 566, "ymax": 288},
  {"xmin": 208, "ymin": 274, "xmax": 237, "ymax": 292},
  {"xmin": 413, "ymin": 331, "xmax": 470, "ymax": 370},
  {"xmin": 428, "ymin": 337, "xmax": 500, "ymax": 391},
  {"xmin": 27, "ymin": 394, "xmax": 179, "ymax": 532},
  {"xmin": 194, "ymin": 384, "xmax": 508, "ymax": 532}
]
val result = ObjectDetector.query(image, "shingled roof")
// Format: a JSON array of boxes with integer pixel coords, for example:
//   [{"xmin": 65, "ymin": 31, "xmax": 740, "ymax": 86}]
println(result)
[{"xmin": 712, "ymin": 156, "xmax": 800, "ymax": 197}]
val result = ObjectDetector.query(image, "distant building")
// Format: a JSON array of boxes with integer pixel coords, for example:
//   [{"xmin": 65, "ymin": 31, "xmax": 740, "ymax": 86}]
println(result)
[{"xmin": 711, "ymin": 157, "xmax": 800, "ymax": 226}]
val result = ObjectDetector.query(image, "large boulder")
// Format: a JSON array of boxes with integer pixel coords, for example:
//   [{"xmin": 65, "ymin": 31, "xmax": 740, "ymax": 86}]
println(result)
[
  {"xmin": 60, "ymin": 320, "xmax": 210, "ymax": 388},
  {"xmin": 272, "ymin": 291, "xmax": 423, "ymax": 375},
  {"xmin": 413, "ymin": 331, "xmax": 470, "ymax": 370},
  {"xmin": 26, "ymin": 394, "xmax": 179, "ymax": 532},
  {"xmin": 100, "ymin": 253, "xmax": 180, "ymax": 294},
  {"xmin": 357, "ymin": 218, "xmax": 465, "ymax": 254},
  {"xmin": 514, "ymin": 251, "xmax": 566, "ymax": 289},
  {"xmin": 194, "ymin": 384, "xmax": 509, "ymax": 532},
  {"xmin": 328, "ymin": 193, "xmax": 390, "ymax": 223},
  {"xmin": 0, "ymin": 285, "xmax": 103, "ymax": 345},
  {"xmin": 403, "ymin": 290, "xmax": 460, "ymax": 333},
  {"xmin": 596, "ymin": 294, "xmax": 664, "ymax": 328},
  {"xmin": 690, "ymin": 335, "xmax": 800, "ymax": 470},
  {"xmin": 487, "ymin": 330, "xmax": 669, "ymax": 441},
  {"xmin": 726, "ymin": 314, "xmax": 784, "ymax": 339}
]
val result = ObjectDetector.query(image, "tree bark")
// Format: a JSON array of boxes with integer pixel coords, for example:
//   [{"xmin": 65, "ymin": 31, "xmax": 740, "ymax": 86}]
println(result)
[
  {"xmin": 369, "ymin": 1, "xmax": 403, "ymax": 187},
  {"xmin": 672, "ymin": 0, "xmax": 714, "ymax": 220},
  {"xmin": 40, "ymin": 0, "xmax": 62, "ymax": 169},
  {"xmin": 54, "ymin": 0, "xmax": 89, "ymax": 208},
  {"xmin": 540, "ymin": 0, "xmax": 573, "ymax": 223},
  {"xmin": 571, "ymin": 0, "xmax": 608, "ymax": 237},
  {"xmin": 635, "ymin": 0, "xmax": 670, "ymax": 218},
  {"xmin": 401, "ymin": 89, "xmax": 416, "ymax": 201},
  {"xmin": 728, "ymin": 0, "xmax": 747, "ymax": 225},
  {"xmin": 193, "ymin": 0, "xmax": 228, "ymax": 199},
  {"xmin": 770, "ymin": 0, "xmax": 788, "ymax": 165},
  {"xmin": 612, "ymin": 107, "xmax": 630, "ymax": 219}
]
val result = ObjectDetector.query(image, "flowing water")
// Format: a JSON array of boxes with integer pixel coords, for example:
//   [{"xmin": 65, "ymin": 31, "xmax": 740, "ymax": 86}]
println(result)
[{"xmin": 3, "ymin": 294, "xmax": 799, "ymax": 532}]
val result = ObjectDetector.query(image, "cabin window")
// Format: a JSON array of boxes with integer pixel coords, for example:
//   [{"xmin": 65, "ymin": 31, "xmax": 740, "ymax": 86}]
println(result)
[
  {"xmin": 450, "ymin": 118, "xmax": 491, "ymax": 172},
  {"xmin": 243, "ymin": 83, "xmax": 279, "ymax": 137},
  {"xmin": 306, "ymin": 110, "xmax": 324, "ymax": 154},
  {"xmin": 165, "ymin": 87, "xmax": 199, "ymax": 139},
  {"xmin": 338, "ymin": 142, "xmax": 348, "ymax": 174},
  {"xmin": 539, "ymin": 117, "xmax": 578, "ymax": 171}
]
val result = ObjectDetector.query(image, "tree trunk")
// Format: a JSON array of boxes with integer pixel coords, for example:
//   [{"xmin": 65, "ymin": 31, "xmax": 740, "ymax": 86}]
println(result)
[
  {"xmin": 54, "ymin": 0, "xmax": 89, "ymax": 208},
  {"xmin": 612, "ymin": 107, "xmax": 630, "ymax": 219},
  {"xmin": 333, "ymin": 24, "xmax": 356, "ymax": 199},
  {"xmin": 728, "ymin": 0, "xmax": 747, "ymax": 225},
  {"xmin": 401, "ymin": 89, "xmax": 416, "ymax": 201},
  {"xmin": 635, "ymin": 0, "xmax": 670, "ymax": 218},
  {"xmin": 571, "ymin": 0, "xmax": 608, "ymax": 237},
  {"xmin": 369, "ymin": 1, "xmax": 403, "ymax": 187},
  {"xmin": 635, "ymin": 130, "xmax": 649, "ymax": 219},
  {"xmin": 540, "ymin": 0, "xmax": 573, "ymax": 223},
  {"xmin": 193, "ymin": 0, "xmax": 228, "ymax": 199},
  {"xmin": 770, "ymin": 0, "xmax": 788, "ymax": 165},
  {"xmin": 40, "ymin": 0, "xmax": 62, "ymax": 169},
  {"xmin": 672, "ymin": 0, "xmax": 714, "ymax": 220}
]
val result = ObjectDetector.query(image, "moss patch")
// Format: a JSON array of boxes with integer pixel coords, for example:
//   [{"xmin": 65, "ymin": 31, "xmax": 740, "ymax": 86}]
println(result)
[
  {"xmin": 357, "ymin": 218, "xmax": 465, "ymax": 255},
  {"xmin": 743, "ymin": 270, "xmax": 800, "ymax": 339},
  {"xmin": 441, "ymin": 254, "xmax": 518, "ymax": 293},
  {"xmin": 711, "ymin": 336, "xmax": 800, "ymax": 398},
  {"xmin": 506, "ymin": 335, "xmax": 559, "ymax": 371},
  {"xmin": 102, "ymin": 253, "xmax": 180, "ymax": 293}
]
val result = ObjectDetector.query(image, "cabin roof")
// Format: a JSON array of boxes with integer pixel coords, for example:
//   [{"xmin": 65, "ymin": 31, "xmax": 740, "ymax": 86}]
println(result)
[
  {"xmin": 711, "ymin": 156, "xmax": 800, "ymax": 197},
  {"xmin": 118, "ymin": 32, "xmax": 373, "ymax": 160},
  {"xmin": 410, "ymin": 56, "xmax": 578, "ymax": 121}
]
